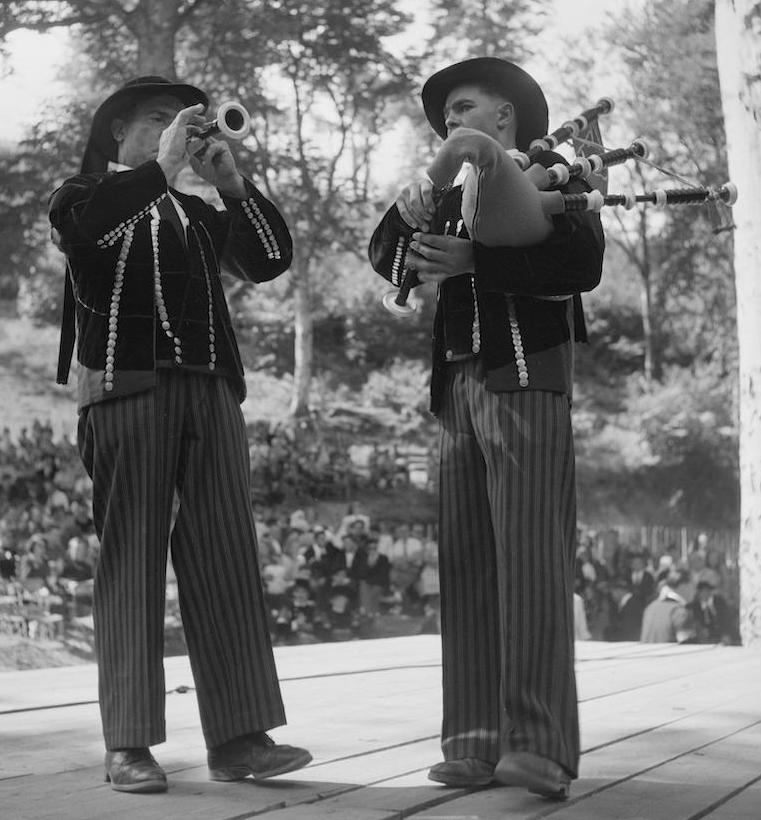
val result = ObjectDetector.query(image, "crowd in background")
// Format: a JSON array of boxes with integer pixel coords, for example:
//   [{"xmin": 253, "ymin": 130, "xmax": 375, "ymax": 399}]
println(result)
[
  {"xmin": 0, "ymin": 421, "xmax": 440, "ymax": 644},
  {"xmin": 252, "ymin": 509, "xmax": 440, "ymax": 644},
  {"xmin": 573, "ymin": 530, "xmax": 740, "ymax": 645},
  {"xmin": 0, "ymin": 421, "xmax": 741, "ymax": 648}
]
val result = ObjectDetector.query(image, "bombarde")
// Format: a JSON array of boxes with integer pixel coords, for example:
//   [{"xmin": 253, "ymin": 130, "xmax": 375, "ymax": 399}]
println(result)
[{"xmin": 189, "ymin": 101, "xmax": 251, "ymax": 151}]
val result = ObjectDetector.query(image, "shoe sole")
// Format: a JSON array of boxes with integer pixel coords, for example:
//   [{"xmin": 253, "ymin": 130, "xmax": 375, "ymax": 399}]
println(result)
[
  {"xmin": 427, "ymin": 771, "xmax": 493, "ymax": 788},
  {"xmin": 494, "ymin": 759, "xmax": 570, "ymax": 801},
  {"xmin": 105, "ymin": 774, "xmax": 168, "ymax": 794},
  {"xmin": 209, "ymin": 750, "xmax": 313, "ymax": 782}
]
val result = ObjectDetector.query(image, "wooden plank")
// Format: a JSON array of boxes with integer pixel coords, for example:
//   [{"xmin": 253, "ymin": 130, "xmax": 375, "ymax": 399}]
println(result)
[
  {"xmin": 702, "ymin": 777, "xmax": 761, "ymax": 820},
  {"xmin": 408, "ymin": 684, "xmax": 761, "ymax": 819},
  {"xmin": 577, "ymin": 645, "xmax": 757, "ymax": 703},
  {"xmin": 0, "ymin": 635, "xmax": 443, "ymax": 712},
  {"xmin": 543, "ymin": 720, "xmax": 761, "ymax": 820},
  {"xmin": 0, "ymin": 655, "xmax": 442, "ymax": 778},
  {"xmin": 579, "ymin": 654, "xmax": 761, "ymax": 752},
  {"xmin": 1, "ymin": 639, "xmax": 760, "ymax": 820}
]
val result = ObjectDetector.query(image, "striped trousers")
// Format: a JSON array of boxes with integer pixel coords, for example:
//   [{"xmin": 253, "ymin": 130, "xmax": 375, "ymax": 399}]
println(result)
[
  {"xmin": 437, "ymin": 360, "xmax": 580, "ymax": 777},
  {"xmin": 78, "ymin": 370, "xmax": 285, "ymax": 750}
]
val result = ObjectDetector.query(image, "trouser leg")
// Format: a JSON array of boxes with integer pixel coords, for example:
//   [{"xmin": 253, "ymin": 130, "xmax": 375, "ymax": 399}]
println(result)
[
  {"xmin": 471, "ymin": 380, "xmax": 580, "ymax": 777},
  {"xmin": 170, "ymin": 375, "xmax": 285, "ymax": 748},
  {"xmin": 437, "ymin": 364, "xmax": 501, "ymax": 763},
  {"xmin": 78, "ymin": 383, "xmax": 180, "ymax": 749}
]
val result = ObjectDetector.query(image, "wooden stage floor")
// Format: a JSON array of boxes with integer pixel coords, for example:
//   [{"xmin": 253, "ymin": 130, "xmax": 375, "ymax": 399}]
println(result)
[{"xmin": 1, "ymin": 636, "xmax": 760, "ymax": 819}]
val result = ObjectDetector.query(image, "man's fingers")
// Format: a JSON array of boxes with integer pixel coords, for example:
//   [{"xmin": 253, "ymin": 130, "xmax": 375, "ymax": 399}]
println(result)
[
  {"xmin": 408, "ymin": 252, "xmax": 448, "ymax": 272},
  {"xmin": 177, "ymin": 103, "xmax": 205, "ymax": 123},
  {"xmin": 420, "ymin": 184, "xmax": 436, "ymax": 212},
  {"xmin": 412, "ymin": 232, "xmax": 451, "ymax": 249},
  {"xmin": 396, "ymin": 200, "xmax": 429, "ymax": 231},
  {"xmin": 409, "ymin": 243, "xmax": 447, "ymax": 264}
]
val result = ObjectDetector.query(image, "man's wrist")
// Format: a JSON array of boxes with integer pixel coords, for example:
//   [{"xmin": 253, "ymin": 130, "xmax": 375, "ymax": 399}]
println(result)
[
  {"xmin": 157, "ymin": 156, "xmax": 184, "ymax": 185},
  {"xmin": 218, "ymin": 175, "xmax": 247, "ymax": 199}
]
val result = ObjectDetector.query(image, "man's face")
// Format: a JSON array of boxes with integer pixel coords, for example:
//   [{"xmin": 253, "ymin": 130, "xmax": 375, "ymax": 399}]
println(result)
[
  {"xmin": 112, "ymin": 94, "xmax": 185, "ymax": 168},
  {"xmin": 443, "ymin": 84, "xmax": 513, "ymax": 143}
]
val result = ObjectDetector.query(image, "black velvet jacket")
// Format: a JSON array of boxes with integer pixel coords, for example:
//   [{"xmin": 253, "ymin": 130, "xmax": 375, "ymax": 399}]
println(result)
[
  {"xmin": 368, "ymin": 151, "xmax": 605, "ymax": 414},
  {"xmin": 50, "ymin": 160, "xmax": 292, "ymax": 406}
]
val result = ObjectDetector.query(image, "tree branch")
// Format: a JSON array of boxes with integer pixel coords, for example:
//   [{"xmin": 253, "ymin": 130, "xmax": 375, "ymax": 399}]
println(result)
[{"xmin": 178, "ymin": 0, "xmax": 214, "ymax": 24}]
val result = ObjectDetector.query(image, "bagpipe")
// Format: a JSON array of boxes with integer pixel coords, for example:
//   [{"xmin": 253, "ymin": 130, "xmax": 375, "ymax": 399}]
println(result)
[{"xmin": 383, "ymin": 97, "xmax": 737, "ymax": 316}]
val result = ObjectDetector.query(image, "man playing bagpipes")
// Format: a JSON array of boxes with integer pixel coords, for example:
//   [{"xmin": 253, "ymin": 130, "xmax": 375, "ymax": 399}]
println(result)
[{"xmin": 368, "ymin": 57, "xmax": 605, "ymax": 800}]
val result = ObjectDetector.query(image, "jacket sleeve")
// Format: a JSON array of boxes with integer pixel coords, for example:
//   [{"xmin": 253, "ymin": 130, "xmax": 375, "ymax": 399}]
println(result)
[
  {"xmin": 49, "ymin": 161, "xmax": 170, "ymax": 251},
  {"xmin": 367, "ymin": 205, "xmax": 419, "ymax": 289},
  {"xmin": 217, "ymin": 180, "xmax": 293, "ymax": 282}
]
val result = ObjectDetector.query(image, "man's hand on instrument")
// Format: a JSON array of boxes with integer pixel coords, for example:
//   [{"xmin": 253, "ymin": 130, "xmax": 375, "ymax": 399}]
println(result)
[
  {"xmin": 408, "ymin": 232, "xmax": 475, "ymax": 283},
  {"xmin": 395, "ymin": 179, "xmax": 436, "ymax": 231},
  {"xmin": 157, "ymin": 103, "xmax": 206, "ymax": 182},
  {"xmin": 189, "ymin": 139, "xmax": 247, "ymax": 198}
]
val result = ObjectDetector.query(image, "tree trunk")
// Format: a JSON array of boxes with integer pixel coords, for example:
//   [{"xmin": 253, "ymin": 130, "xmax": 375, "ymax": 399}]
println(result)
[
  {"xmin": 715, "ymin": 0, "xmax": 761, "ymax": 647},
  {"xmin": 133, "ymin": 0, "xmax": 180, "ymax": 77},
  {"xmin": 641, "ymin": 272, "xmax": 655, "ymax": 386},
  {"xmin": 290, "ymin": 256, "xmax": 314, "ymax": 418}
]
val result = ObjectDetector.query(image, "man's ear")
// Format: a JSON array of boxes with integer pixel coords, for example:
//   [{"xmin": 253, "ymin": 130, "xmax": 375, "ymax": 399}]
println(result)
[
  {"xmin": 111, "ymin": 118, "xmax": 126, "ymax": 143},
  {"xmin": 496, "ymin": 101, "xmax": 516, "ymax": 131}
]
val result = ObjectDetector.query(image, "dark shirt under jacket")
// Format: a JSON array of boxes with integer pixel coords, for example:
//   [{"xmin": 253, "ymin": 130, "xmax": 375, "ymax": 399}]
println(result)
[
  {"xmin": 368, "ymin": 150, "xmax": 605, "ymax": 414},
  {"xmin": 50, "ymin": 160, "xmax": 292, "ymax": 408}
]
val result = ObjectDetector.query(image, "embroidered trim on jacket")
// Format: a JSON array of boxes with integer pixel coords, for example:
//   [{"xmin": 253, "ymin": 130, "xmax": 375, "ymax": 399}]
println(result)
[
  {"xmin": 96, "ymin": 194, "xmax": 165, "ymax": 248},
  {"xmin": 391, "ymin": 236, "xmax": 409, "ymax": 287},
  {"xmin": 103, "ymin": 226, "xmax": 135, "ymax": 390},
  {"xmin": 242, "ymin": 197, "xmax": 281, "ymax": 259},
  {"xmin": 507, "ymin": 297, "xmax": 529, "ymax": 388}
]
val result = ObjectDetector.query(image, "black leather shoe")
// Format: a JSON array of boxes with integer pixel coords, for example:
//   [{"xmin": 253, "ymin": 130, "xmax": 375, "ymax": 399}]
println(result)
[
  {"xmin": 104, "ymin": 748, "xmax": 168, "ymax": 793},
  {"xmin": 494, "ymin": 751, "xmax": 571, "ymax": 800},
  {"xmin": 207, "ymin": 732, "xmax": 312, "ymax": 781},
  {"xmin": 428, "ymin": 757, "xmax": 495, "ymax": 787}
]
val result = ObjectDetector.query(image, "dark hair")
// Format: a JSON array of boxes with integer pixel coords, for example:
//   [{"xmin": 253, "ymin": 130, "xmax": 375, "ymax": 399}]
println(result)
[{"xmin": 470, "ymin": 81, "xmax": 518, "ymax": 118}]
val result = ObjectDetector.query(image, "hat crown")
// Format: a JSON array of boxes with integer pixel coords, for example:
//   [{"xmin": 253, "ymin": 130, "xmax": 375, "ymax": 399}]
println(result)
[
  {"xmin": 123, "ymin": 75, "xmax": 177, "ymax": 89},
  {"xmin": 421, "ymin": 57, "xmax": 548, "ymax": 152}
]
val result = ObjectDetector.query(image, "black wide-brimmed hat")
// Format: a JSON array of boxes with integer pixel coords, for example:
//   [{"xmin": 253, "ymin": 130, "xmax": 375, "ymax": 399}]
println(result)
[
  {"xmin": 421, "ymin": 57, "xmax": 548, "ymax": 151},
  {"xmin": 80, "ymin": 75, "xmax": 208, "ymax": 173}
]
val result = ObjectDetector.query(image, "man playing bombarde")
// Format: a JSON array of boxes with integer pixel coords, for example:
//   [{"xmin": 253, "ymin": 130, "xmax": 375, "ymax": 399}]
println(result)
[{"xmin": 50, "ymin": 76, "xmax": 311, "ymax": 794}]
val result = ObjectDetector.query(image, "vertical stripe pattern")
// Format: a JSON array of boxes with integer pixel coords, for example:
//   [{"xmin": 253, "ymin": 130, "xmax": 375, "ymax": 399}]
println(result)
[
  {"xmin": 437, "ymin": 358, "xmax": 579, "ymax": 777},
  {"xmin": 78, "ymin": 371, "xmax": 285, "ymax": 750}
]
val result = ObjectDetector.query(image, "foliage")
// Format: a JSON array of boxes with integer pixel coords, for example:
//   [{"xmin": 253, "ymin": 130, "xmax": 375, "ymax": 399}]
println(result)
[
  {"xmin": 599, "ymin": 0, "xmax": 735, "ymax": 381},
  {"xmin": 0, "ymin": 0, "xmax": 744, "ymax": 529},
  {"xmin": 426, "ymin": 0, "xmax": 551, "ymax": 63}
]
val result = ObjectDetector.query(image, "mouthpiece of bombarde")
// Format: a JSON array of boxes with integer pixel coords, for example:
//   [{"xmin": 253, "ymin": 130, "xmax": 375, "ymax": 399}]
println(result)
[{"xmin": 196, "ymin": 101, "xmax": 251, "ymax": 142}]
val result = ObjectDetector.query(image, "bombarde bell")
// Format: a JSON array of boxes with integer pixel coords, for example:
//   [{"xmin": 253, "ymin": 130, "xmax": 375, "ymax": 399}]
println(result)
[{"xmin": 192, "ymin": 101, "xmax": 251, "ymax": 147}]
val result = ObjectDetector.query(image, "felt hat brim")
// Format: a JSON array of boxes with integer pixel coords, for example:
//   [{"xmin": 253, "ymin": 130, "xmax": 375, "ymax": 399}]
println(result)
[
  {"xmin": 81, "ymin": 76, "xmax": 208, "ymax": 172},
  {"xmin": 422, "ymin": 57, "xmax": 548, "ymax": 152}
]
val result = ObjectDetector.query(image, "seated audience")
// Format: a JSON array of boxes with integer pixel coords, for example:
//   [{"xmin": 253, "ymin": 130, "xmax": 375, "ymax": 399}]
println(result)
[
  {"xmin": 626, "ymin": 551, "xmax": 656, "ymax": 607},
  {"xmin": 353, "ymin": 535, "xmax": 391, "ymax": 618},
  {"xmin": 688, "ymin": 580, "xmax": 734, "ymax": 645},
  {"xmin": 604, "ymin": 578, "xmax": 645, "ymax": 642},
  {"xmin": 641, "ymin": 569, "xmax": 696, "ymax": 643}
]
